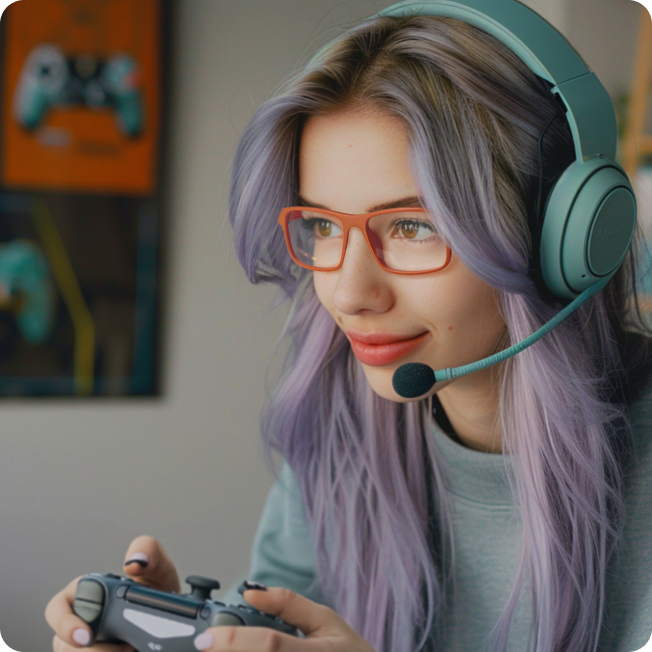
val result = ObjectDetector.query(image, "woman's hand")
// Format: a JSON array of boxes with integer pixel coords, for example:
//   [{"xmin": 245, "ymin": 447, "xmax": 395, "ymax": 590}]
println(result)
[
  {"xmin": 193, "ymin": 585, "xmax": 376, "ymax": 652},
  {"xmin": 45, "ymin": 535, "xmax": 181, "ymax": 651}
]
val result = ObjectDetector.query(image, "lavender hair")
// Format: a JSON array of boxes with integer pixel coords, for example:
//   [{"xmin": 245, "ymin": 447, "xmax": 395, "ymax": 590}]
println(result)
[{"xmin": 229, "ymin": 15, "xmax": 648, "ymax": 652}]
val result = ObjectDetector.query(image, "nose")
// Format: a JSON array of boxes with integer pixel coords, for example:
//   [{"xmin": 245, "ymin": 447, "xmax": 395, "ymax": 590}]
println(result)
[{"xmin": 331, "ymin": 227, "xmax": 394, "ymax": 315}]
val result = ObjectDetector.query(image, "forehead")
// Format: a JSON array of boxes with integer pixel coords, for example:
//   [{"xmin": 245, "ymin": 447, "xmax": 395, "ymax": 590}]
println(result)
[{"xmin": 298, "ymin": 110, "xmax": 419, "ymax": 213}]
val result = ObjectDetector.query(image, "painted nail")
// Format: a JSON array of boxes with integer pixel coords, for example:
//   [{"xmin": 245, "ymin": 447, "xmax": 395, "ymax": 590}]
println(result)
[
  {"xmin": 237, "ymin": 579, "xmax": 268, "ymax": 595},
  {"xmin": 72, "ymin": 629, "xmax": 91, "ymax": 647},
  {"xmin": 194, "ymin": 632, "xmax": 213, "ymax": 650},
  {"xmin": 124, "ymin": 552, "xmax": 149, "ymax": 568}
]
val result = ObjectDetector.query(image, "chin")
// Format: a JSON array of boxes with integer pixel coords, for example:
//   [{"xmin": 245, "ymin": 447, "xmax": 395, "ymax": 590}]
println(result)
[
  {"xmin": 359, "ymin": 363, "xmax": 418, "ymax": 403},
  {"xmin": 359, "ymin": 361, "xmax": 454, "ymax": 403}
]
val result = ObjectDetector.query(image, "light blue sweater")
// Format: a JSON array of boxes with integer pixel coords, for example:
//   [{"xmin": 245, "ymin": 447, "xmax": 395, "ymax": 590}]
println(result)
[{"xmin": 225, "ymin": 378, "xmax": 652, "ymax": 651}]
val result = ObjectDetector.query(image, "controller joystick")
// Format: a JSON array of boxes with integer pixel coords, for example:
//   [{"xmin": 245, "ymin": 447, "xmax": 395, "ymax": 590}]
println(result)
[
  {"xmin": 185, "ymin": 576, "xmax": 221, "ymax": 601},
  {"xmin": 73, "ymin": 572, "xmax": 300, "ymax": 652}
]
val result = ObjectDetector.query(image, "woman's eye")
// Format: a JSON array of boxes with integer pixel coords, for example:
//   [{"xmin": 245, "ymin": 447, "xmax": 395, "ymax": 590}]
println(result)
[
  {"xmin": 316, "ymin": 219, "xmax": 333, "ymax": 237},
  {"xmin": 302, "ymin": 218, "xmax": 342, "ymax": 238},
  {"xmin": 392, "ymin": 219, "xmax": 437, "ymax": 241}
]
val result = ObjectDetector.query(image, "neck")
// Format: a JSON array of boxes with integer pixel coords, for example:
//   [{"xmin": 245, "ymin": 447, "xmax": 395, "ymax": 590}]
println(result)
[{"xmin": 435, "ymin": 366, "xmax": 503, "ymax": 454}]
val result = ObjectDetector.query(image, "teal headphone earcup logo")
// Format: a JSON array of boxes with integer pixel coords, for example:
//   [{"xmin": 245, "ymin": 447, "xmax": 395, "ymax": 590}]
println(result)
[{"xmin": 540, "ymin": 157, "xmax": 637, "ymax": 299}]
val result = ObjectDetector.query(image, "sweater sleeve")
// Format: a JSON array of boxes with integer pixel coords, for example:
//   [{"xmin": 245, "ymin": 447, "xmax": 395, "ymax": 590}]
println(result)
[{"xmin": 222, "ymin": 463, "xmax": 325, "ymax": 606}]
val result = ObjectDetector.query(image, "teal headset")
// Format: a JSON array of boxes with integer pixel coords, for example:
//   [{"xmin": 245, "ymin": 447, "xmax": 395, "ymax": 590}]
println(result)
[{"xmin": 314, "ymin": 0, "xmax": 637, "ymax": 301}]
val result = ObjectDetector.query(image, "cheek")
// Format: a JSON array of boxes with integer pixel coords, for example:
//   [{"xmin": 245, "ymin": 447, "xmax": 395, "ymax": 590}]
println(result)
[
  {"xmin": 412, "ymin": 268, "xmax": 505, "ymax": 343},
  {"xmin": 312, "ymin": 272, "xmax": 336, "ymax": 314},
  {"xmin": 445, "ymin": 279, "xmax": 505, "ymax": 347}
]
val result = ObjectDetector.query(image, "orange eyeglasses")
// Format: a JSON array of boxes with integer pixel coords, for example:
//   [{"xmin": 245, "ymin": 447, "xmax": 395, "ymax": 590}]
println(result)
[{"xmin": 277, "ymin": 206, "xmax": 452, "ymax": 275}]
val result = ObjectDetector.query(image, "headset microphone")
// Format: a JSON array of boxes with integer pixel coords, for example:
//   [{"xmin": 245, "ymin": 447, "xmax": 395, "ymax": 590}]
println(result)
[{"xmin": 392, "ymin": 276, "xmax": 609, "ymax": 399}]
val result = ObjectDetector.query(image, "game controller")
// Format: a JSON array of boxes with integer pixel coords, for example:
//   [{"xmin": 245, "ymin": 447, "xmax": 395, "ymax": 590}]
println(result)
[
  {"xmin": 13, "ymin": 44, "xmax": 144, "ymax": 137},
  {"xmin": 73, "ymin": 573, "xmax": 300, "ymax": 651}
]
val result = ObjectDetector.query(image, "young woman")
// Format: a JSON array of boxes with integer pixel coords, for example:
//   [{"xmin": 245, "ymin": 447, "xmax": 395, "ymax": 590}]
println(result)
[{"xmin": 46, "ymin": 5, "xmax": 652, "ymax": 652}]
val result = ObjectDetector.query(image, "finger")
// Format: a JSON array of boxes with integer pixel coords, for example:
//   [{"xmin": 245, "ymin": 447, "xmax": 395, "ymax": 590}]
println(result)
[
  {"xmin": 52, "ymin": 633, "xmax": 134, "ymax": 652},
  {"xmin": 241, "ymin": 586, "xmax": 347, "ymax": 637},
  {"xmin": 122, "ymin": 535, "xmax": 180, "ymax": 592},
  {"xmin": 194, "ymin": 626, "xmax": 304, "ymax": 652}
]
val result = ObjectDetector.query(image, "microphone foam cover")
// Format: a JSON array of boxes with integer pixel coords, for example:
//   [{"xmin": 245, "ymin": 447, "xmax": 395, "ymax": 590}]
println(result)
[{"xmin": 392, "ymin": 362, "xmax": 436, "ymax": 398}]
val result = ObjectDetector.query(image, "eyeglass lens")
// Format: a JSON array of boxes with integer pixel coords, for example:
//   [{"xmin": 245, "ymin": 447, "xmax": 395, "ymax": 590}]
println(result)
[{"xmin": 285, "ymin": 209, "xmax": 447, "ymax": 272}]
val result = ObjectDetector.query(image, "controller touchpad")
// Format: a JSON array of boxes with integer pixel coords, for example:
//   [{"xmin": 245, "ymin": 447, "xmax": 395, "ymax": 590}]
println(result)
[{"xmin": 122, "ymin": 608, "xmax": 197, "ymax": 639}]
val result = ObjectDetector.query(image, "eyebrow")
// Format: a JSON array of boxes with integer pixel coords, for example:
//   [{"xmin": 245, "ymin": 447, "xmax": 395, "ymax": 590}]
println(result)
[{"xmin": 296, "ymin": 195, "xmax": 423, "ymax": 212}]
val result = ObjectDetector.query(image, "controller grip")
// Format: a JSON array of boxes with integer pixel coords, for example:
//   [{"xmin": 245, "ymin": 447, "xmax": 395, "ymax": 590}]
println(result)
[
  {"xmin": 115, "ymin": 92, "xmax": 143, "ymax": 138},
  {"xmin": 13, "ymin": 44, "xmax": 68, "ymax": 130},
  {"xmin": 15, "ymin": 86, "xmax": 50, "ymax": 129},
  {"xmin": 102, "ymin": 54, "xmax": 144, "ymax": 138}
]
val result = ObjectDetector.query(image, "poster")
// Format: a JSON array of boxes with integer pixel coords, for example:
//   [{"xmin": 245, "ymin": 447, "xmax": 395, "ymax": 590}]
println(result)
[
  {"xmin": 1, "ymin": 0, "xmax": 161, "ymax": 195},
  {"xmin": 0, "ymin": 0, "xmax": 164, "ymax": 396}
]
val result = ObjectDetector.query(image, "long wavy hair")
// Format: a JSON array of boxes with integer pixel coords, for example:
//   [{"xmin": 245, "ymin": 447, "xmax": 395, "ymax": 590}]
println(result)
[{"xmin": 229, "ymin": 15, "xmax": 649, "ymax": 652}]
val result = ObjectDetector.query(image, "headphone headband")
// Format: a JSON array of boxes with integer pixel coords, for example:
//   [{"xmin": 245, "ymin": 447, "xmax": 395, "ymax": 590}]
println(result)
[{"xmin": 375, "ymin": 0, "xmax": 617, "ymax": 162}]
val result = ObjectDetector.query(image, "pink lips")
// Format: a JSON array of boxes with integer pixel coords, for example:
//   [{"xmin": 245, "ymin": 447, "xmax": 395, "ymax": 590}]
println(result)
[{"xmin": 346, "ymin": 331, "xmax": 430, "ymax": 367}]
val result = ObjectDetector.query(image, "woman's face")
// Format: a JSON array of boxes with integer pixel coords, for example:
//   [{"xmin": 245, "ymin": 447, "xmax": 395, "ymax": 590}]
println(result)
[{"xmin": 299, "ymin": 109, "xmax": 507, "ymax": 403}]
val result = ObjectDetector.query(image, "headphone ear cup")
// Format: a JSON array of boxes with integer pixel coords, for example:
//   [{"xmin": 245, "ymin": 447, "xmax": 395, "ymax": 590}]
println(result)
[{"xmin": 540, "ymin": 157, "xmax": 637, "ymax": 300}]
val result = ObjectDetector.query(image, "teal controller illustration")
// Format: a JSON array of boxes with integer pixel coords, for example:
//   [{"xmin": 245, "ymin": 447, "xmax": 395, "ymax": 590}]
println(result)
[
  {"xmin": 73, "ymin": 573, "xmax": 300, "ymax": 651},
  {"xmin": 13, "ymin": 44, "xmax": 144, "ymax": 137}
]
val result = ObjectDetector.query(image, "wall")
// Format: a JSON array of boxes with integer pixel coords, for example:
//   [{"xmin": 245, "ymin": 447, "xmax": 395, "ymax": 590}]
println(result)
[
  {"xmin": 0, "ymin": 1, "xmax": 641, "ymax": 650},
  {"xmin": 569, "ymin": 0, "xmax": 643, "ymax": 100}
]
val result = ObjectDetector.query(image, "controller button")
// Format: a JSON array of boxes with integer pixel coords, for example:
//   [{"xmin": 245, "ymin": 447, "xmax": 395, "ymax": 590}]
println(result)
[
  {"xmin": 200, "ymin": 605, "xmax": 212, "ymax": 619},
  {"xmin": 73, "ymin": 580, "xmax": 105, "ymax": 624},
  {"xmin": 116, "ymin": 585, "xmax": 128, "ymax": 598},
  {"xmin": 76, "ymin": 579, "xmax": 105, "ymax": 603},
  {"xmin": 72, "ymin": 601, "xmax": 103, "ymax": 624},
  {"xmin": 72, "ymin": 600, "xmax": 102, "ymax": 625},
  {"xmin": 210, "ymin": 613, "xmax": 245, "ymax": 627}
]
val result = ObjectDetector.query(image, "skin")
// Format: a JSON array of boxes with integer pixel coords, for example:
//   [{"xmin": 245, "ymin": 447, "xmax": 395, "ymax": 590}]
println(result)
[{"xmin": 46, "ymin": 109, "xmax": 510, "ymax": 652}]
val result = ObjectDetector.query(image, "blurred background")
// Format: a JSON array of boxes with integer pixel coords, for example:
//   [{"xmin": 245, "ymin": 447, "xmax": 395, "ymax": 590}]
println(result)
[{"xmin": 0, "ymin": 0, "xmax": 647, "ymax": 649}]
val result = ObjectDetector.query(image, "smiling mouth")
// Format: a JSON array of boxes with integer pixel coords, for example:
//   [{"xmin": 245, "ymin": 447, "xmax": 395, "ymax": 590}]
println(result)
[{"xmin": 347, "ymin": 332, "xmax": 430, "ymax": 367}]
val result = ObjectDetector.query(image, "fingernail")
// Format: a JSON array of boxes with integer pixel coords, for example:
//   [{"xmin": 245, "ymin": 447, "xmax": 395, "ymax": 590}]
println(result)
[
  {"xmin": 125, "ymin": 552, "xmax": 149, "ymax": 568},
  {"xmin": 237, "ymin": 579, "xmax": 268, "ymax": 595},
  {"xmin": 194, "ymin": 632, "xmax": 213, "ymax": 650},
  {"xmin": 72, "ymin": 629, "xmax": 91, "ymax": 646}
]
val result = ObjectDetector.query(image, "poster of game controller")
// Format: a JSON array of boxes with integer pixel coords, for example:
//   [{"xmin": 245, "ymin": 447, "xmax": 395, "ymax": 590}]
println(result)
[
  {"xmin": 0, "ymin": 0, "xmax": 164, "ymax": 397},
  {"xmin": 1, "ymin": 0, "xmax": 161, "ymax": 195}
]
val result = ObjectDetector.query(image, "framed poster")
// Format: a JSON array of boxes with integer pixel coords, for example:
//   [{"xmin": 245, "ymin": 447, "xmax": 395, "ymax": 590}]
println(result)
[{"xmin": 0, "ymin": 0, "xmax": 165, "ymax": 396}]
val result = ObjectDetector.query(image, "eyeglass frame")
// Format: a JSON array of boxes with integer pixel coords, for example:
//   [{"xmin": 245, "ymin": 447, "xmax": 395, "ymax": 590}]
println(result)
[{"xmin": 277, "ymin": 206, "xmax": 452, "ymax": 275}]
